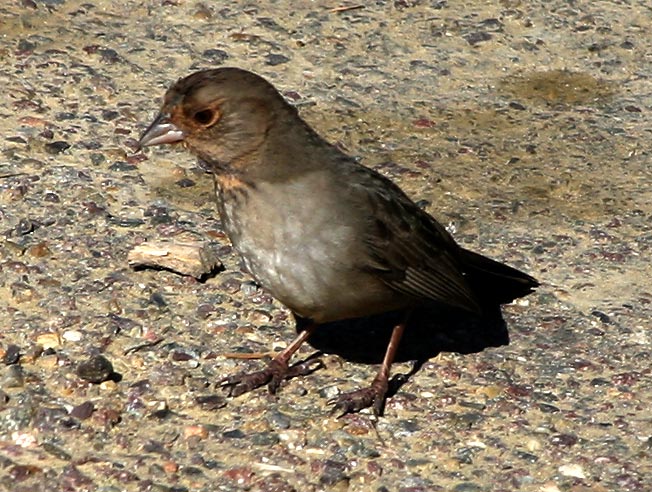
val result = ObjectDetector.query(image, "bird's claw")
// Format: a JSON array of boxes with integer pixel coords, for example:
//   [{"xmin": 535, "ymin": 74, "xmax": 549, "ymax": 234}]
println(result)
[
  {"xmin": 218, "ymin": 358, "xmax": 325, "ymax": 397},
  {"xmin": 218, "ymin": 367, "xmax": 276, "ymax": 397},
  {"xmin": 329, "ymin": 384, "xmax": 387, "ymax": 417}
]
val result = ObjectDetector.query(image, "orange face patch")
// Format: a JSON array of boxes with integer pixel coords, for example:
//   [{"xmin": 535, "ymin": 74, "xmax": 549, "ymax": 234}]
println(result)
[{"xmin": 217, "ymin": 173, "xmax": 249, "ymax": 191}]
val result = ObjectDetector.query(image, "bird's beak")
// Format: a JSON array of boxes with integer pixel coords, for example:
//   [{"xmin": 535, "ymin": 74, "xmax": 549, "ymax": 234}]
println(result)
[{"xmin": 137, "ymin": 113, "xmax": 185, "ymax": 150}]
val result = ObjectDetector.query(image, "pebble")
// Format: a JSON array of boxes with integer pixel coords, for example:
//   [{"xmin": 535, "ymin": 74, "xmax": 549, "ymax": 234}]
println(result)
[
  {"xmin": 70, "ymin": 401, "xmax": 95, "ymax": 420},
  {"xmin": 99, "ymin": 380, "xmax": 118, "ymax": 392},
  {"xmin": 76, "ymin": 355, "xmax": 114, "ymax": 384},
  {"xmin": 62, "ymin": 330, "xmax": 83, "ymax": 342},
  {"xmin": 202, "ymin": 48, "xmax": 229, "ymax": 63},
  {"xmin": 26, "ymin": 241, "xmax": 51, "ymax": 258},
  {"xmin": 558, "ymin": 463, "xmax": 586, "ymax": 479},
  {"xmin": 44, "ymin": 141, "xmax": 70, "ymax": 154},
  {"xmin": 195, "ymin": 394, "xmax": 227, "ymax": 411},
  {"xmin": 2, "ymin": 365, "xmax": 25, "ymax": 388},
  {"xmin": 36, "ymin": 333, "xmax": 62, "ymax": 350},
  {"xmin": 453, "ymin": 483, "xmax": 483, "ymax": 492},
  {"xmin": 266, "ymin": 410, "xmax": 292, "ymax": 429},
  {"xmin": 3, "ymin": 344, "xmax": 21, "ymax": 365},
  {"xmin": 184, "ymin": 425, "xmax": 209, "ymax": 440},
  {"xmin": 265, "ymin": 53, "xmax": 290, "ymax": 66}
]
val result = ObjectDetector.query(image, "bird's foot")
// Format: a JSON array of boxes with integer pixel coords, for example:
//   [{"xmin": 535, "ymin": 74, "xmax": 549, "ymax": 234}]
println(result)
[
  {"xmin": 219, "ymin": 358, "xmax": 323, "ymax": 397},
  {"xmin": 330, "ymin": 377, "xmax": 389, "ymax": 417}
]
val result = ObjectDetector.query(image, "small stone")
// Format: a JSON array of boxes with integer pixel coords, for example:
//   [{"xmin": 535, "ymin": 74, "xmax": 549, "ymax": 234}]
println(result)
[
  {"xmin": 17, "ymin": 38, "xmax": 37, "ymax": 53},
  {"xmin": 464, "ymin": 31, "xmax": 492, "ymax": 45},
  {"xmin": 44, "ymin": 141, "xmax": 71, "ymax": 154},
  {"xmin": 99, "ymin": 380, "xmax": 118, "ymax": 392},
  {"xmin": 101, "ymin": 109, "xmax": 120, "ymax": 120},
  {"xmin": 3, "ymin": 344, "xmax": 21, "ymax": 365},
  {"xmin": 148, "ymin": 400, "xmax": 170, "ymax": 418},
  {"xmin": 319, "ymin": 385, "xmax": 340, "ymax": 399},
  {"xmin": 35, "ymin": 354, "xmax": 58, "ymax": 370},
  {"xmin": 42, "ymin": 442, "xmax": 72, "ymax": 461},
  {"xmin": 413, "ymin": 118, "xmax": 436, "ymax": 128},
  {"xmin": 319, "ymin": 459, "xmax": 348, "ymax": 487},
  {"xmin": 2, "ymin": 365, "xmax": 25, "ymax": 388},
  {"xmin": 175, "ymin": 178, "xmax": 196, "ymax": 188},
  {"xmin": 171, "ymin": 350, "xmax": 193, "ymax": 362},
  {"xmin": 62, "ymin": 330, "xmax": 83, "ymax": 342},
  {"xmin": 90, "ymin": 153, "xmax": 106, "ymax": 165},
  {"xmin": 149, "ymin": 292, "xmax": 167, "ymax": 308},
  {"xmin": 249, "ymin": 430, "xmax": 279, "ymax": 447},
  {"xmin": 194, "ymin": 3, "xmax": 213, "ymax": 20},
  {"xmin": 56, "ymin": 112, "xmax": 77, "ymax": 121},
  {"xmin": 202, "ymin": 49, "xmax": 229, "ymax": 63},
  {"xmin": 184, "ymin": 425, "xmax": 209, "ymax": 440},
  {"xmin": 266, "ymin": 410, "xmax": 291, "ymax": 429},
  {"xmin": 15, "ymin": 218, "xmax": 35, "ymax": 235},
  {"xmin": 108, "ymin": 217, "xmax": 144, "ymax": 228},
  {"xmin": 550, "ymin": 433, "xmax": 578, "ymax": 447},
  {"xmin": 109, "ymin": 161, "xmax": 137, "ymax": 172},
  {"xmin": 76, "ymin": 355, "xmax": 114, "ymax": 384},
  {"xmin": 477, "ymin": 385, "xmax": 502, "ymax": 399},
  {"xmin": 453, "ymin": 483, "xmax": 483, "ymax": 492},
  {"xmin": 70, "ymin": 401, "xmax": 95, "ymax": 420},
  {"xmin": 223, "ymin": 429, "xmax": 245, "ymax": 439},
  {"xmin": 558, "ymin": 463, "xmax": 586, "ymax": 479},
  {"xmin": 240, "ymin": 281, "xmax": 258, "ymax": 296},
  {"xmin": 26, "ymin": 242, "xmax": 51, "ymax": 258},
  {"xmin": 11, "ymin": 282, "xmax": 38, "ymax": 303},
  {"xmin": 36, "ymin": 332, "xmax": 62, "ymax": 350},
  {"xmin": 266, "ymin": 53, "xmax": 290, "ymax": 66},
  {"xmin": 526, "ymin": 438, "xmax": 542, "ymax": 452},
  {"xmin": 195, "ymin": 394, "xmax": 227, "ymax": 411}
]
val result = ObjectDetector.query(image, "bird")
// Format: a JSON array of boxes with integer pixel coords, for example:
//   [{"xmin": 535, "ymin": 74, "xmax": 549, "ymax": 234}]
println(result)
[{"xmin": 138, "ymin": 67, "xmax": 539, "ymax": 415}]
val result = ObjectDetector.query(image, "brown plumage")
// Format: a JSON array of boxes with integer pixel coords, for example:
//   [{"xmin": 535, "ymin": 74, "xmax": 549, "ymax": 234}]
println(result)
[{"xmin": 138, "ymin": 67, "xmax": 538, "ymax": 415}]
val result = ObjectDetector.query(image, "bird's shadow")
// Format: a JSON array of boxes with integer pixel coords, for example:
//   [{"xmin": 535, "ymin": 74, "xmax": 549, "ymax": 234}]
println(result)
[{"xmin": 296, "ymin": 305, "xmax": 509, "ymax": 394}]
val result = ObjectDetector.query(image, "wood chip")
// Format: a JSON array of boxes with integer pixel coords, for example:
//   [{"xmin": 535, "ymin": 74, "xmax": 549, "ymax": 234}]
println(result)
[{"xmin": 128, "ymin": 241, "xmax": 222, "ymax": 279}]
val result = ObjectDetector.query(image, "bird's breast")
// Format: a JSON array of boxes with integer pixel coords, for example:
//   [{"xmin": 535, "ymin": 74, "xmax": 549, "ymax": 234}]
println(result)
[{"xmin": 214, "ymin": 172, "xmax": 402, "ymax": 322}]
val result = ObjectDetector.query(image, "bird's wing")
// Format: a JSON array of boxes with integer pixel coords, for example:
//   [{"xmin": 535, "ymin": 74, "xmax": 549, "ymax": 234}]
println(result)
[{"xmin": 348, "ymin": 166, "xmax": 482, "ymax": 314}]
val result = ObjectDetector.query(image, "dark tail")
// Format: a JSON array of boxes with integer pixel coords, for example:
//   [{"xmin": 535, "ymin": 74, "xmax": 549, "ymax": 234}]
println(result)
[{"xmin": 459, "ymin": 248, "xmax": 539, "ymax": 306}]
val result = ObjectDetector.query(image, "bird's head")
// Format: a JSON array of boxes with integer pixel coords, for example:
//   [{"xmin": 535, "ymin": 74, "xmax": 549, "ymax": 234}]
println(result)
[{"xmin": 138, "ymin": 67, "xmax": 293, "ymax": 171}]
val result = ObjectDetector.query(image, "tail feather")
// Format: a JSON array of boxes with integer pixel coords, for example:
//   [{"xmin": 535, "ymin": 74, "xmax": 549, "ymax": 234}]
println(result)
[{"xmin": 459, "ymin": 248, "xmax": 539, "ymax": 306}]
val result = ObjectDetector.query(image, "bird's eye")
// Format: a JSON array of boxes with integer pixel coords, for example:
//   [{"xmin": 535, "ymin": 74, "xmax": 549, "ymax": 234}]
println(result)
[{"xmin": 193, "ymin": 109, "xmax": 215, "ymax": 125}]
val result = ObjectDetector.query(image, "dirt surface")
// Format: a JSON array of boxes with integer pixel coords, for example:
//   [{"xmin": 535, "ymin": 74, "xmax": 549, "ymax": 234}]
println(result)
[{"xmin": 1, "ymin": 1, "xmax": 651, "ymax": 491}]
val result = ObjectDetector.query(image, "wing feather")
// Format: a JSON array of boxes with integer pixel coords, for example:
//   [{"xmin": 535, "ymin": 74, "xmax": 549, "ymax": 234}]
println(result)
[{"xmin": 350, "ymin": 167, "xmax": 482, "ymax": 314}]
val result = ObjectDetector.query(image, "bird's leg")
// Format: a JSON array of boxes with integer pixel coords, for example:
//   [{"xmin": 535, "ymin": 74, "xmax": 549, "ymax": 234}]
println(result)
[
  {"xmin": 331, "ymin": 319, "xmax": 407, "ymax": 416},
  {"xmin": 219, "ymin": 324, "xmax": 318, "ymax": 397}
]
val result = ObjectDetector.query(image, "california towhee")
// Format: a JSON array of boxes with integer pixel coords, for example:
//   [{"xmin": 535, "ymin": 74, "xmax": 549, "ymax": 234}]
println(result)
[{"xmin": 138, "ymin": 67, "xmax": 539, "ymax": 415}]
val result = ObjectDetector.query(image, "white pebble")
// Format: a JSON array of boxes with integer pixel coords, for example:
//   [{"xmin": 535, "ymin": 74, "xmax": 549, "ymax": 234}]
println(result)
[
  {"xmin": 62, "ymin": 330, "xmax": 83, "ymax": 342},
  {"xmin": 558, "ymin": 463, "xmax": 586, "ymax": 479}
]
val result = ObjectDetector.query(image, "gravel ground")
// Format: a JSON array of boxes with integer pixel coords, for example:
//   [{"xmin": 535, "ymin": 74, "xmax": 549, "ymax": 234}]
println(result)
[{"xmin": 1, "ymin": 1, "xmax": 651, "ymax": 491}]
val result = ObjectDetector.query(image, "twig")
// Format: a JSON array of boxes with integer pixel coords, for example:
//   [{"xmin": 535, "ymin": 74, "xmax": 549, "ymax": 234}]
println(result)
[
  {"xmin": 123, "ymin": 337, "xmax": 163, "ymax": 355},
  {"xmin": 329, "ymin": 5, "xmax": 364, "ymax": 13},
  {"xmin": 221, "ymin": 351, "xmax": 276, "ymax": 360}
]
